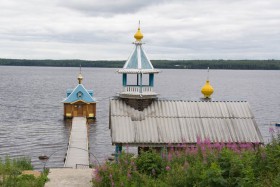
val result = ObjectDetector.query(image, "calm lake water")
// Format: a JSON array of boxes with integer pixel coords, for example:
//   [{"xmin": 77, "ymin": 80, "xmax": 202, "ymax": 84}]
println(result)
[{"xmin": 0, "ymin": 66, "xmax": 279, "ymax": 169}]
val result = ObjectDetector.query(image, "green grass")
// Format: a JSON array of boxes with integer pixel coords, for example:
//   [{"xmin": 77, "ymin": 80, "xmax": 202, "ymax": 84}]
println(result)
[{"xmin": 0, "ymin": 157, "xmax": 48, "ymax": 187}]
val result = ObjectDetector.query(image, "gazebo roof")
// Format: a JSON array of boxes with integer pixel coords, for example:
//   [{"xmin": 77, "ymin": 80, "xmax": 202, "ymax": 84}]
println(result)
[
  {"xmin": 117, "ymin": 25, "xmax": 159, "ymax": 74},
  {"xmin": 117, "ymin": 44, "xmax": 159, "ymax": 74}
]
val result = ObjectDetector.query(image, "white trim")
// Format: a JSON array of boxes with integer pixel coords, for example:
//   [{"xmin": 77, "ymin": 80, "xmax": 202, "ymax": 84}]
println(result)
[
  {"xmin": 70, "ymin": 100, "xmax": 96, "ymax": 104},
  {"xmin": 137, "ymin": 44, "xmax": 141, "ymax": 69},
  {"xmin": 117, "ymin": 69, "xmax": 160, "ymax": 74}
]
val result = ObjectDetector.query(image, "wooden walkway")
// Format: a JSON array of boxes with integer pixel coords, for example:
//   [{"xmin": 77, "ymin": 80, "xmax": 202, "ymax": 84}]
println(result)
[{"xmin": 64, "ymin": 117, "xmax": 89, "ymax": 168}]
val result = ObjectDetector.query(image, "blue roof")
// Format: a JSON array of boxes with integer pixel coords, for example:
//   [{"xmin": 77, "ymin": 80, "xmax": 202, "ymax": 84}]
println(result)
[
  {"xmin": 123, "ymin": 44, "xmax": 153, "ymax": 70},
  {"xmin": 63, "ymin": 84, "xmax": 96, "ymax": 103},
  {"xmin": 126, "ymin": 47, "xmax": 138, "ymax": 69}
]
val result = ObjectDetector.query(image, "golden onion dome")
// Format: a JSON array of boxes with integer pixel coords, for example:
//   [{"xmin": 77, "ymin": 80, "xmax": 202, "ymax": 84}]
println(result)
[
  {"xmin": 201, "ymin": 80, "xmax": 214, "ymax": 98},
  {"xmin": 78, "ymin": 73, "xmax": 83, "ymax": 84},
  {"xmin": 134, "ymin": 27, "xmax": 143, "ymax": 41}
]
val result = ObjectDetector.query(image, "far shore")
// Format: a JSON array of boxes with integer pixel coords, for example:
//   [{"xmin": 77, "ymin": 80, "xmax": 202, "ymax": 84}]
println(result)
[{"xmin": 1, "ymin": 59, "xmax": 280, "ymax": 70}]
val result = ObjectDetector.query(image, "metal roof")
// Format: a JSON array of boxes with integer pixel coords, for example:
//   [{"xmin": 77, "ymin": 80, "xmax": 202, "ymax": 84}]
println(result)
[
  {"xmin": 109, "ymin": 99, "xmax": 263, "ymax": 145},
  {"xmin": 63, "ymin": 84, "xmax": 96, "ymax": 103},
  {"xmin": 117, "ymin": 43, "xmax": 159, "ymax": 74}
]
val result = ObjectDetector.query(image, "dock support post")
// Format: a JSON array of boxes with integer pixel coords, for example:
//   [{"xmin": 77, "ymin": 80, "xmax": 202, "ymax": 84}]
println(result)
[{"xmin": 115, "ymin": 144, "xmax": 122, "ymax": 162}]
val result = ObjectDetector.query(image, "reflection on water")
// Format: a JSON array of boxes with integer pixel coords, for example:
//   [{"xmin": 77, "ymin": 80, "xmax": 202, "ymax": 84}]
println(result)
[{"xmin": 0, "ymin": 66, "xmax": 279, "ymax": 169}]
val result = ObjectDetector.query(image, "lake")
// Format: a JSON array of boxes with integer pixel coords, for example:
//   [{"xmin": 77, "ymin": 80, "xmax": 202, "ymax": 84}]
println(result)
[{"xmin": 0, "ymin": 66, "xmax": 279, "ymax": 169}]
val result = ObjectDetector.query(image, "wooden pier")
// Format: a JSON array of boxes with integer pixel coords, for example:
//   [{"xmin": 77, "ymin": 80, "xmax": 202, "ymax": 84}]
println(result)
[{"xmin": 64, "ymin": 117, "xmax": 89, "ymax": 168}]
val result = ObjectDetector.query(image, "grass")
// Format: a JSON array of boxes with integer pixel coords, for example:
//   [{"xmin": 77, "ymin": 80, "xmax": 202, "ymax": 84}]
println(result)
[{"xmin": 0, "ymin": 157, "xmax": 48, "ymax": 187}]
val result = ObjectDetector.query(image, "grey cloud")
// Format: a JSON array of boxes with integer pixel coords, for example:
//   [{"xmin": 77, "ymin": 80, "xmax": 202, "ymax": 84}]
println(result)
[
  {"xmin": 0, "ymin": 0, "xmax": 280, "ymax": 60},
  {"xmin": 59, "ymin": 0, "xmax": 166, "ymax": 16}
]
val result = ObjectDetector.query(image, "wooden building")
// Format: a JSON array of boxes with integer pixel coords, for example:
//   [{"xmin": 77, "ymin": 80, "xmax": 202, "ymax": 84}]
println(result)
[{"xmin": 62, "ymin": 72, "xmax": 96, "ymax": 119}]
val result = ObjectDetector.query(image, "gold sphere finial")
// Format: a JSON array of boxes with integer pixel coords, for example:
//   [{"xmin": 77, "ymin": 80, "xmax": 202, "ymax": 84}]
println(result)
[
  {"xmin": 201, "ymin": 67, "xmax": 214, "ymax": 98},
  {"xmin": 201, "ymin": 80, "xmax": 214, "ymax": 98},
  {"xmin": 134, "ymin": 20, "xmax": 143, "ymax": 41},
  {"xmin": 78, "ymin": 73, "xmax": 83, "ymax": 84}
]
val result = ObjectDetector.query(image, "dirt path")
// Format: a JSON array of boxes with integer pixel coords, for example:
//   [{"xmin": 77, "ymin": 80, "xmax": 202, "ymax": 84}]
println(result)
[{"xmin": 45, "ymin": 168, "xmax": 94, "ymax": 187}]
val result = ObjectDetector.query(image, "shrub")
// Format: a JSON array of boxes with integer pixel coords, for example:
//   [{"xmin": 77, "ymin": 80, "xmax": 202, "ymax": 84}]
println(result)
[
  {"xmin": 0, "ymin": 156, "xmax": 48, "ymax": 187},
  {"xmin": 201, "ymin": 162, "xmax": 227, "ymax": 187},
  {"xmin": 136, "ymin": 150, "xmax": 165, "ymax": 178},
  {"xmin": 93, "ymin": 134, "xmax": 280, "ymax": 187}
]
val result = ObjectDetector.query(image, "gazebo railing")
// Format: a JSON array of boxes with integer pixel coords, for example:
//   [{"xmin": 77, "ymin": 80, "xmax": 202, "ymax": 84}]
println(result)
[{"xmin": 122, "ymin": 86, "xmax": 154, "ymax": 93}]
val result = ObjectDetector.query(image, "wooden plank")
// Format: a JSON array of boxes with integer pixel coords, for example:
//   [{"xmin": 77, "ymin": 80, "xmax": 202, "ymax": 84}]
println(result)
[{"xmin": 64, "ymin": 117, "xmax": 89, "ymax": 168}]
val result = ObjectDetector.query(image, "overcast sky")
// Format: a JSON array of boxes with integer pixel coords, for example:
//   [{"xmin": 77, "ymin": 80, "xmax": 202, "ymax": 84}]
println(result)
[{"xmin": 0, "ymin": 0, "xmax": 280, "ymax": 60}]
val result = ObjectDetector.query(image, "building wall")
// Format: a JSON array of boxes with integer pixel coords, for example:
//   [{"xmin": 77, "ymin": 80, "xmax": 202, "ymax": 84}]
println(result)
[{"xmin": 64, "ymin": 102, "xmax": 96, "ymax": 118}]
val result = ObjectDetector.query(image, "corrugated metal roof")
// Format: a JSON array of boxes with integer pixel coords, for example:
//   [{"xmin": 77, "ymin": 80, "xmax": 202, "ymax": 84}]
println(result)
[{"xmin": 109, "ymin": 99, "xmax": 263, "ymax": 145}]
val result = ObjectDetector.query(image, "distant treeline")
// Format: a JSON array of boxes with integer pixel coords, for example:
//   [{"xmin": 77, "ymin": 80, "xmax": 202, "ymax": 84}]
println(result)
[{"xmin": 0, "ymin": 58, "xmax": 280, "ymax": 70}]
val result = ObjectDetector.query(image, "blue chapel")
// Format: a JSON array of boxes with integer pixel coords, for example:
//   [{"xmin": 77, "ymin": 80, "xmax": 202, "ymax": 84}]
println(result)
[{"xmin": 62, "ymin": 70, "xmax": 96, "ymax": 119}]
